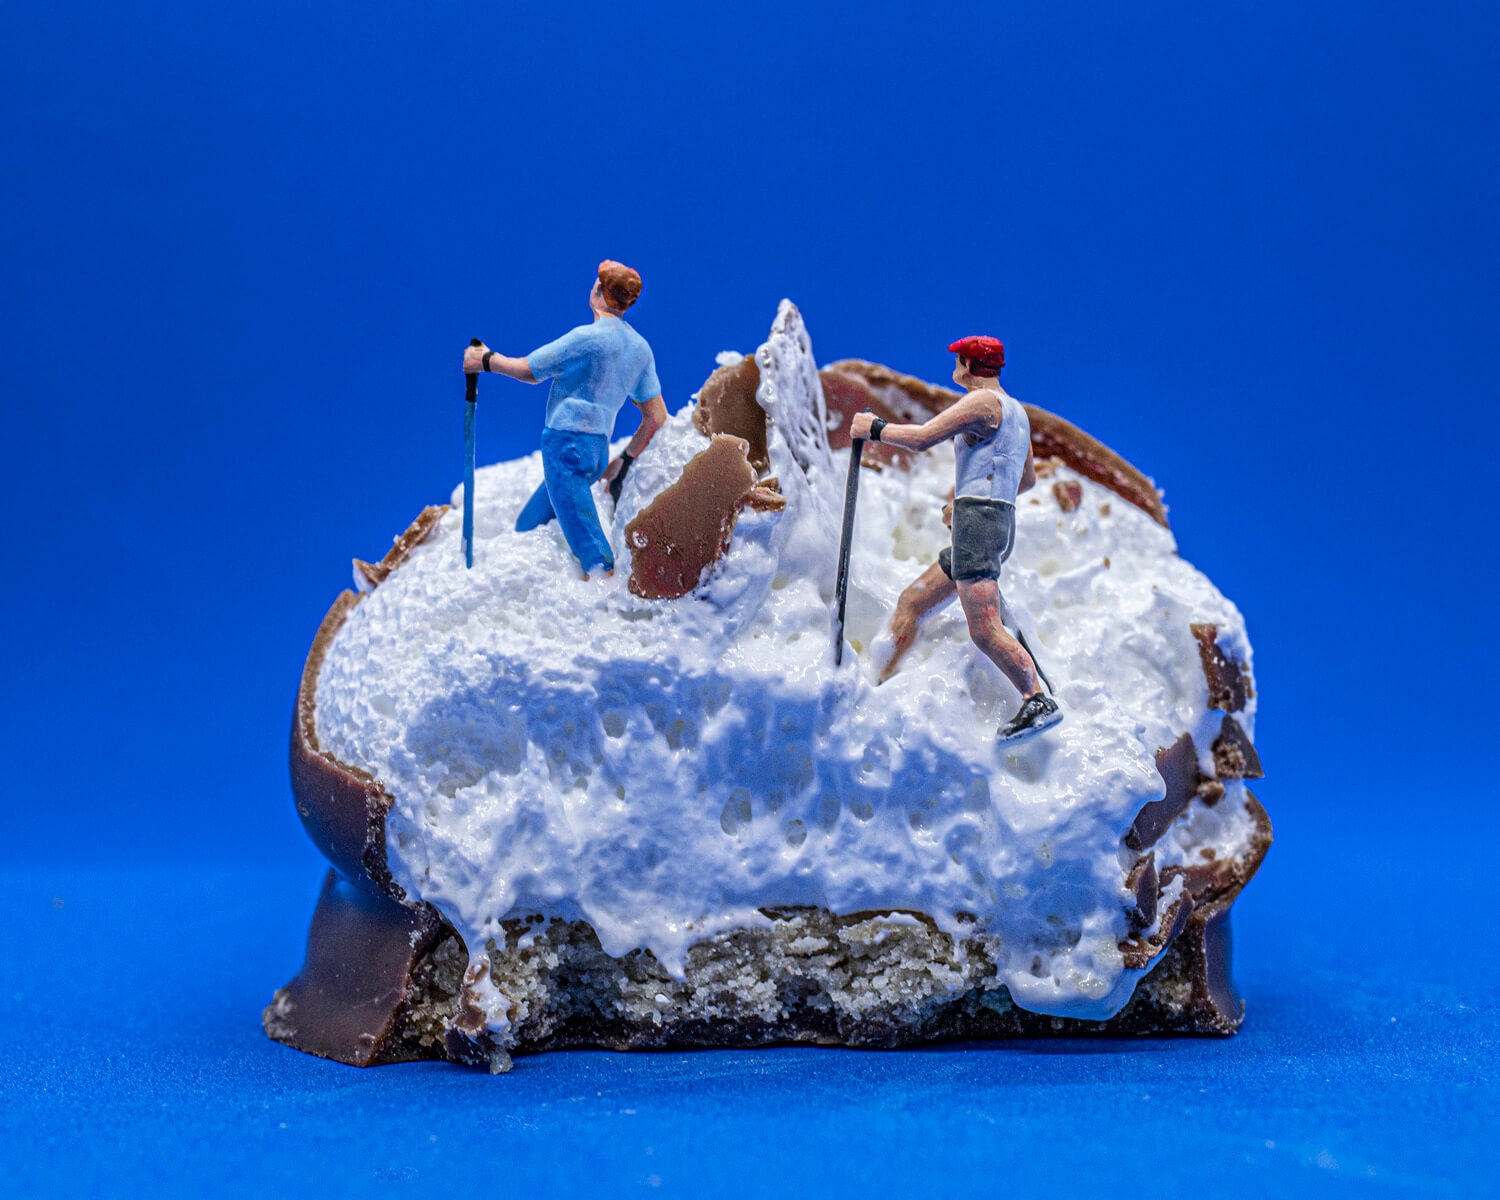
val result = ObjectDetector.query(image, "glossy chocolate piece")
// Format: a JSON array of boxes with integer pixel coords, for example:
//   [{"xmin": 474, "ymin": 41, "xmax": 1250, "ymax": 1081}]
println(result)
[
  {"xmin": 626, "ymin": 435, "xmax": 758, "ymax": 599},
  {"xmin": 818, "ymin": 369, "xmax": 910, "ymax": 469},
  {"xmin": 263, "ymin": 869, "xmax": 445, "ymax": 1066},
  {"xmin": 1125, "ymin": 851, "xmax": 1159, "ymax": 932},
  {"xmin": 1052, "ymin": 479, "xmax": 1083, "ymax": 512},
  {"xmin": 352, "ymin": 504, "xmax": 448, "ymax": 592},
  {"xmin": 1213, "ymin": 715, "xmax": 1264, "ymax": 780},
  {"xmin": 693, "ymin": 356, "xmax": 769, "ymax": 472},
  {"xmin": 270, "ymin": 507, "xmax": 470, "ymax": 1064},
  {"xmin": 1119, "ymin": 892, "xmax": 1193, "ymax": 971},
  {"xmin": 1126, "ymin": 733, "xmax": 1201, "ymax": 852},
  {"xmin": 289, "ymin": 507, "xmax": 449, "ymax": 898},
  {"xmin": 1193, "ymin": 902, "xmax": 1243, "ymax": 1029},
  {"xmin": 743, "ymin": 479, "xmax": 787, "ymax": 512},
  {"xmin": 1160, "ymin": 791, "xmax": 1273, "ymax": 906},
  {"xmin": 1191, "ymin": 622, "xmax": 1252, "ymax": 713}
]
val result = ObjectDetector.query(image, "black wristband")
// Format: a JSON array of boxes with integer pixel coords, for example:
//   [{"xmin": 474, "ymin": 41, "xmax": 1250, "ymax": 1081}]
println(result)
[
  {"xmin": 608, "ymin": 451, "xmax": 635, "ymax": 503},
  {"xmin": 482, "ymin": 351, "xmax": 495, "ymax": 373},
  {"xmin": 869, "ymin": 418, "xmax": 888, "ymax": 442}
]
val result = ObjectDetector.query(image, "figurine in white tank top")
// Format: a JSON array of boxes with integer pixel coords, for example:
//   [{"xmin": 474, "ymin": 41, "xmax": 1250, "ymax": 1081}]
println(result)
[{"xmin": 850, "ymin": 336, "xmax": 1062, "ymax": 742}]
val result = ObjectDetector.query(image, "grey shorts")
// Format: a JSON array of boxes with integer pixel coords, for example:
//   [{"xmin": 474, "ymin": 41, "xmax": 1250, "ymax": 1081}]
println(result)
[{"xmin": 938, "ymin": 497, "xmax": 1016, "ymax": 583}]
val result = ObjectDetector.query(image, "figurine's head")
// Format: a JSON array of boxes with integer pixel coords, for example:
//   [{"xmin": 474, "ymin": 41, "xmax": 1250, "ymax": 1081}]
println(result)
[
  {"xmin": 948, "ymin": 335, "xmax": 1005, "ymax": 388},
  {"xmin": 593, "ymin": 260, "xmax": 643, "ymax": 316}
]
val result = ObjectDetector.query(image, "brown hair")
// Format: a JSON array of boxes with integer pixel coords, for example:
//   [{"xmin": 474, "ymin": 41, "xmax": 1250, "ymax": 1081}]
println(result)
[
  {"xmin": 961, "ymin": 356, "xmax": 1002, "ymax": 378},
  {"xmin": 598, "ymin": 260, "xmax": 642, "ymax": 311}
]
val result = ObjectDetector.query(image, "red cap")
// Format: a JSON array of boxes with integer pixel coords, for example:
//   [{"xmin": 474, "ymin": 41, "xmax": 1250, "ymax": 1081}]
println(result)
[{"xmin": 948, "ymin": 335, "xmax": 1005, "ymax": 371}]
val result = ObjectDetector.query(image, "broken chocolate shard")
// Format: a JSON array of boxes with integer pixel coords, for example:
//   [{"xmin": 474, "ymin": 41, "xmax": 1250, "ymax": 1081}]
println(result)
[
  {"xmin": 694, "ymin": 356, "xmax": 768, "ymax": 472},
  {"xmin": 818, "ymin": 369, "xmax": 910, "ymax": 469},
  {"xmin": 1159, "ymin": 791, "xmax": 1273, "ymax": 909},
  {"xmin": 352, "ymin": 559, "xmax": 382, "ymax": 593},
  {"xmin": 627, "ymin": 435, "xmax": 759, "ymax": 600},
  {"xmin": 291, "ymin": 502, "xmax": 467, "ymax": 903},
  {"xmin": 1119, "ymin": 892, "xmax": 1193, "ymax": 971},
  {"xmin": 349, "ymin": 505, "xmax": 450, "ymax": 592},
  {"xmin": 820, "ymin": 358, "xmax": 961, "ymax": 421},
  {"xmin": 263, "ymin": 869, "xmax": 445, "ymax": 1066},
  {"xmin": 1212, "ymin": 715, "xmax": 1264, "ymax": 780},
  {"xmin": 1190, "ymin": 622, "xmax": 1252, "ymax": 713},
  {"xmin": 1026, "ymin": 408, "xmax": 1168, "ymax": 527},
  {"xmin": 1052, "ymin": 479, "xmax": 1083, "ymax": 512},
  {"xmin": 1125, "ymin": 734, "xmax": 1200, "ymax": 851},
  {"xmin": 1125, "ymin": 852, "xmax": 1158, "ymax": 933},
  {"xmin": 743, "ymin": 483, "xmax": 787, "ymax": 512}
]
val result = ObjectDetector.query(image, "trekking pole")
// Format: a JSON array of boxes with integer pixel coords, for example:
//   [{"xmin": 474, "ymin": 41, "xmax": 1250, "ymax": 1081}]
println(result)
[
  {"xmin": 462, "ymin": 338, "xmax": 481, "ymax": 569},
  {"xmin": 832, "ymin": 415, "xmax": 869, "ymax": 666},
  {"xmin": 999, "ymin": 591, "xmax": 1054, "ymax": 695}
]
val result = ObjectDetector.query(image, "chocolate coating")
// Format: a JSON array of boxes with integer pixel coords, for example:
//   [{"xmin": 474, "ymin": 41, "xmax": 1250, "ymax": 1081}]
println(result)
[
  {"xmin": 1191, "ymin": 621, "xmax": 1252, "ymax": 713},
  {"xmin": 1126, "ymin": 733, "xmax": 1201, "ymax": 852},
  {"xmin": 693, "ymin": 356, "xmax": 769, "ymax": 471},
  {"xmin": 1125, "ymin": 851, "xmax": 1159, "ymax": 932},
  {"xmin": 290, "ymin": 591, "xmax": 399, "ymax": 898},
  {"xmin": 818, "ymin": 369, "xmax": 910, "ymax": 469},
  {"xmin": 626, "ymin": 435, "xmax": 758, "ymax": 599},
  {"xmin": 263, "ymin": 870, "xmax": 444, "ymax": 1065},
  {"xmin": 1213, "ymin": 715, "xmax": 1265, "ymax": 780}
]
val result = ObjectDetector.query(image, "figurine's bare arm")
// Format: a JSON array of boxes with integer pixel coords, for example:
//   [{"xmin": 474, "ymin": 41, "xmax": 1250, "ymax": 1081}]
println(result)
[
  {"xmin": 603, "ymin": 395, "xmax": 668, "ymax": 484},
  {"xmin": 849, "ymin": 391, "xmax": 1003, "ymax": 451},
  {"xmin": 624, "ymin": 396, "xmax": 667, "ymax": 456},
  {"xmin": 463, "ymin": 342, "xmax": 537, "ymax": 383},
  {"xmin": 1019, "ymin": 446, "xmax": 1036, "ymax": 493}
]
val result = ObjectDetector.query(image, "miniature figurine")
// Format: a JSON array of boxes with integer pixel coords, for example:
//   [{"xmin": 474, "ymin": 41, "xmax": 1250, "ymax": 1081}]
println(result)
[
  {"xmin": 463, "ymin": 260, "xmax": 668, "ymax": 578},
  {"xmin": 851, "ymin": 337, "xmax": 1063, "ymax": 741}
]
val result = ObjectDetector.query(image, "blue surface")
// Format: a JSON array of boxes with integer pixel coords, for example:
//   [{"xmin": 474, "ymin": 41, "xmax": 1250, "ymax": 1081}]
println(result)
[
  {"xmin": 4, "ymin": 0, "xmax": 1499, "ymax": 1193},
  {"xmin": 5, "ymin": 813, "xmax": 1497, "ymax": 1197}
]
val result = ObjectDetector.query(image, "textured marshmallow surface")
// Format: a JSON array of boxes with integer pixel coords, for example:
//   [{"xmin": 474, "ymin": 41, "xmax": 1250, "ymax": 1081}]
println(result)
[{"xmin": 314, "ymin": 301, "xmax": 1257, "ymax": 1040}]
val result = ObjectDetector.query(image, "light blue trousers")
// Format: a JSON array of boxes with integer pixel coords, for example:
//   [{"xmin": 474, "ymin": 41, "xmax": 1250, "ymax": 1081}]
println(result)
[{"xmin": 515, "ymin": 428, "xmax": 614, "ymax": 573}]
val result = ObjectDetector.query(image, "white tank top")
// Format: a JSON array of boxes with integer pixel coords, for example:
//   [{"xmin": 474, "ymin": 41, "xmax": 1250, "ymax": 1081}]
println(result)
[{"xmin": 954, "ymin": 391, "xmax": 1031, "ymax": 502}]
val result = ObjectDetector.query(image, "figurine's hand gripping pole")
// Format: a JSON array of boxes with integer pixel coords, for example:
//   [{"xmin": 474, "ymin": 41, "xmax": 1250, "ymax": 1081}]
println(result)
[
  {"xmin": 462, "ymin": 338, "xmax": 481, "ymax": 569},
  {"xmin": 832, "ymin": 413, "xmax": 869, "ymax": 667}
]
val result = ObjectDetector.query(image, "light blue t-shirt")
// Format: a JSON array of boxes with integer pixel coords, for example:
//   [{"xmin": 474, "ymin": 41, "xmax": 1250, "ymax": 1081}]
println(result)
[{"xmin": 526, "ymin": 318, "xmax": 661, "ymax": 436}]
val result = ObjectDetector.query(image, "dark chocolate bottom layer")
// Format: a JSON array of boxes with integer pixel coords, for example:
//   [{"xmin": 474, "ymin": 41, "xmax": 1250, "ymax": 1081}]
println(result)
[{"xmin": 264, "ymin": 864, "xmax": 1256, "ymax": 1071}]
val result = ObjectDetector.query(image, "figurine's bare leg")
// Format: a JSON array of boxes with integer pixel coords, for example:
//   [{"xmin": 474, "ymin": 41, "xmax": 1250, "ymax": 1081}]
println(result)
[
  {"xmin": 957, "ymin": 577, "xmax": 1041, "ymax": 698},
  {"xmin": 879, "ymin": 562, "xmax": 957, "ymax": 683}
]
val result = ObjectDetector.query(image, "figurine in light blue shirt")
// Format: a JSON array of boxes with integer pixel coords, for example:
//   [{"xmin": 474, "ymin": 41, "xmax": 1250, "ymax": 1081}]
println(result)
[{"xmin": 464, "ymin": 260, "xmax": 667, "ymax": 578}]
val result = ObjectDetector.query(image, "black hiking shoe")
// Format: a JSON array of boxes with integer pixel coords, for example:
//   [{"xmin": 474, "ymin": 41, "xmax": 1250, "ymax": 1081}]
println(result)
[{"xmin": 999, "ymin": 693, "xmax": 1063, "ymax": 743}]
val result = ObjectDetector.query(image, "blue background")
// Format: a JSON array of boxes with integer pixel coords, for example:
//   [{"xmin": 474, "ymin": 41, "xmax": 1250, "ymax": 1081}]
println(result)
[{"xmin": 2, "ymin": 1, "xmax": 1496, "ymax": 1195}]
